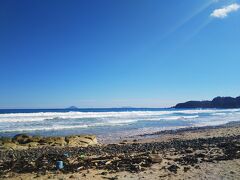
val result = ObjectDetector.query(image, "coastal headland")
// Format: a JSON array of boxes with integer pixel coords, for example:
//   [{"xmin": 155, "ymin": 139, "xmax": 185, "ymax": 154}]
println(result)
[{"xmin": 174, "ymin": 96, "xmax": 240, "ymax": 109}]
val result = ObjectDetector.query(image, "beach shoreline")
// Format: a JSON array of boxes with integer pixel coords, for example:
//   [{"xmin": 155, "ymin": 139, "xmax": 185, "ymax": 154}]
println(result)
[{"xmin": 1, "ymin": 121, "xmax": 240, "ymax": 179}]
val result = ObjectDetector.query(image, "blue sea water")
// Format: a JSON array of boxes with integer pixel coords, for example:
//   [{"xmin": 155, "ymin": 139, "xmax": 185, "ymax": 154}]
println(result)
[{"xmin": 0, "ymin": 108, "xmax": 240, "ymax": 140}]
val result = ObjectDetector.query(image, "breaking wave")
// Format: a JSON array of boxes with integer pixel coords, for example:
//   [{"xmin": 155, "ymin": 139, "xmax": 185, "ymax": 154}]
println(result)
[{"xmin": 0, "ymin": 108, "xmax": 240, "ymax": 134}]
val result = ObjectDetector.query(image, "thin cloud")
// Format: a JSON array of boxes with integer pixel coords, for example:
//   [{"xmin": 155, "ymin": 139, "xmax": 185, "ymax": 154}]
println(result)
[
  {"xmin": 211, "ymin": 3, "xmax": 240, "ymax": 18},
  {"xmin": 156, "ymin": 1, "xmax": 215, "ymax": 43}
]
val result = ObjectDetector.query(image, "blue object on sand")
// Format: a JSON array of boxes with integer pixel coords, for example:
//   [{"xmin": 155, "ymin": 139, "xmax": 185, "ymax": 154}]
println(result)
[
  {"xmin": 56, "ymin": 161, "xmax": 64, "ymax": 169},
  {"xmin": 64, "ymin": 153, "xmax": 69, "ymax": 158}
]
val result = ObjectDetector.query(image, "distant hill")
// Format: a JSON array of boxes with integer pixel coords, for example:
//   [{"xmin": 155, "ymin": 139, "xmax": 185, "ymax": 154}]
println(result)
[
  {"xmin": 66, "ymin": 106, "xmax": 78, "ymax": 110},
  {"xmin": 174, "ymin": 96, "xmax": 240, "ymax": 109}
]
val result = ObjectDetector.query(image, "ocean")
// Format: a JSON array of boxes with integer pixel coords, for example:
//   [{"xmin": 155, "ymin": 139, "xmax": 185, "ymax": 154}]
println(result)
[{"xmin": 0, "ymin": 108, "xmax": 240, "ymax": 141}]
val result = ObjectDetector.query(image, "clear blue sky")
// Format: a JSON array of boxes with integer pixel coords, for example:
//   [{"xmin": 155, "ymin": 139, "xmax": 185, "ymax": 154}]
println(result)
[{"xmin": 0, "ymin": 0, "xmax": 240, "ymax": 108}]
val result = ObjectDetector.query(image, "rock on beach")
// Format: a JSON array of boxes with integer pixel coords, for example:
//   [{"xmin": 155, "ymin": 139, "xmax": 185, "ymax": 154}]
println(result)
[{"xmin": 0, "ymin": 134, "xmax": 98, "ymax": 150}]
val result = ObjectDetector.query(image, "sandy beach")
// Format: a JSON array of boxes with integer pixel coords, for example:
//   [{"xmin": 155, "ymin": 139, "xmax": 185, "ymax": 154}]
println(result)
[
  {"xmin": 0, "ymin": 121, "xmax": 240, "ymax": 179},
  {"xmin": 2, "ymin": 0, "xmax": 240, "ymax": 179}
]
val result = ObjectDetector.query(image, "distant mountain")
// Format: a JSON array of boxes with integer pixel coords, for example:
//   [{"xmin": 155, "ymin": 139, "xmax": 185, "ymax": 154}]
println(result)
[
  {"xmin": 66, "ymin": 106, "xmax": 78, "ymax": 110},
  {"xmin": 174, "ymin": 96, "xmax": 240, "ymax": 109},
  {"xmin": 120, "ymin": 106, "xmax": 135, "ymax": 108}
]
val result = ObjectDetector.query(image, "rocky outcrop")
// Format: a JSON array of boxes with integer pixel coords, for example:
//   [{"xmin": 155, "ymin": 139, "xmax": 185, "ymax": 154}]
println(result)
[
  {"xmin": 39, "ymin": 137, "xmax": 67, "ymax": 146},
  {"xmin": 174, "ymin": 96, "xmax": 240, "ymax": 109},
  {"xmin": 12, "ymin": 134, "xmax": 32, "ymax": 144},
  {"xmin": 66, "ymin": 135, "xmax": 97, "ymax": 147},
  {"xmin": 0, "ymin": 134, "xmax": 98, "ymax": 150}
]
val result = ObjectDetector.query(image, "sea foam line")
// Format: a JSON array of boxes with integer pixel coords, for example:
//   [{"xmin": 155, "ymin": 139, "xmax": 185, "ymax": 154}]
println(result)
[{"xmin": 0, "ymin": 109, "xmax": 239, "ymax": 123}]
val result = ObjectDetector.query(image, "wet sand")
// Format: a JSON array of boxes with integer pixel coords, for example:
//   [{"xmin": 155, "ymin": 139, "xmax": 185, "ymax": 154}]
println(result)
[{"xmin": 1, "ymin": 121, "xmax": 240, "ymax": 180}]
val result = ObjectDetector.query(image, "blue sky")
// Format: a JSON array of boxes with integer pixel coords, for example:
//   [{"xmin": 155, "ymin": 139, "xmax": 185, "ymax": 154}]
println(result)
[{"xmin": 0, "ymin": 0, "xmax": 240, "ymax": 108}]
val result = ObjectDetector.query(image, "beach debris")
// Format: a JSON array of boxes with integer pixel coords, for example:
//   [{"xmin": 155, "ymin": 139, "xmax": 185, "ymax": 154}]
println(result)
[
  {"xmin": 69, "ymin": 175, "xmax": 75, "ymax": 178},
  {"xmin": 119, "ymin": 140, "xmax": 128, "ymax": 144},
  {"xmin": 64, "ymin": 153, "xmax": 69, "ymax": 158},
  {"xmin": 149, "ymin": 154, "xmax": 162, "ymax": 163},
  {"xmin": 100, "ymin": 171, "xmax": 108, "ymax": 175},
  {"xmin": 183, "ymin": 166, "xmax": 191, "ymax": 172},
  {"xmin": 0, "ymin": 135, "xmax": 240, "ymax": 177},
  {"xmin": 79, "ymin": 153, "xmax": 85, "ymax": 159},
  {"xmin": 56, "ymin": 161, "xmax": 64, "ymax": 170},
  {"xmin": 167, "ymin": 164, "xmax": 179, "ymax": 173}
]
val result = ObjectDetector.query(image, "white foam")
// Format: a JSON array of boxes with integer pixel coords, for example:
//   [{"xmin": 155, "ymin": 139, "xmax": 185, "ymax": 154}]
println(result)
[
  {"xmin": 0, "ymin": 111, "xmax": 173, "ymax": 123},
  {"xmin": 0, "ymin": 109, "xmax": 240, "ymax": 133},
  {"xmin": 1, "ymin": 109, "xmax": 238, "ymax": 123},
  {"xmin": 1, "ymin": 124, "xmax": 90, "ymax": 132}
]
